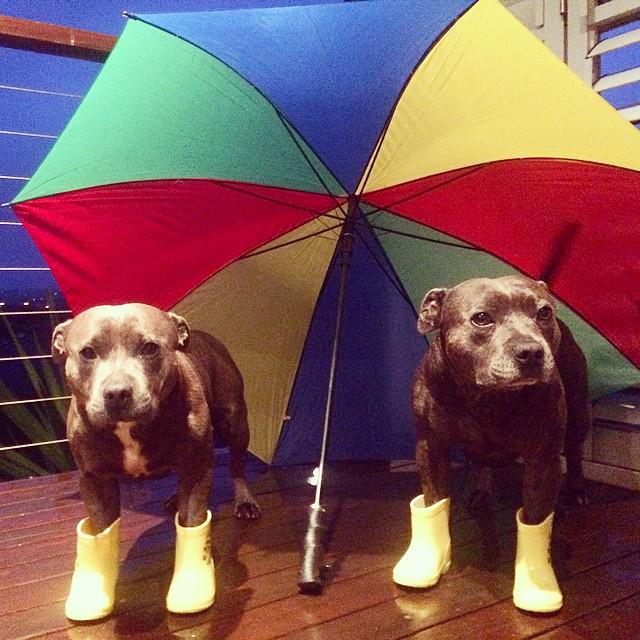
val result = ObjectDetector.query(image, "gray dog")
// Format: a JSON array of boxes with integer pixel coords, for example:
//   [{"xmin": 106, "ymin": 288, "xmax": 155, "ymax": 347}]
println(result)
[
  {"xmin": 393, "ymin": 275, "xmax": 590, "ymax": 614},
  {"xmin": 52, "ymin": 303, "xmax": 259, "ymax": 620}
]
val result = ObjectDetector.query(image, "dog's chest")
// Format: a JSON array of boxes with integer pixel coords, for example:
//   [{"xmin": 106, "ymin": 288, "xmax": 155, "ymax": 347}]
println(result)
[
  {"xmin": 114, "ymin": 421, "xmax": 150, "ymax": 477},
  {"xmin": 447, "ymin": 387, "xmax": 561, "ymax": 460}
]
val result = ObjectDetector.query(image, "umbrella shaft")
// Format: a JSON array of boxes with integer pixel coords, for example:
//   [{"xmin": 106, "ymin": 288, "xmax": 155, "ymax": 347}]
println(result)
[{"xmin": 313, "ymin": 199, "xmax": 358, "ymax": 507}]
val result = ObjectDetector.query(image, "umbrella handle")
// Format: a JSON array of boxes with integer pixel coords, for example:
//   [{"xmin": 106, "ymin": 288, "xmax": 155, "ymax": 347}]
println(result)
[{"xmin": 298, "ymin": 504, "xmax": 328, "ymax": 594}]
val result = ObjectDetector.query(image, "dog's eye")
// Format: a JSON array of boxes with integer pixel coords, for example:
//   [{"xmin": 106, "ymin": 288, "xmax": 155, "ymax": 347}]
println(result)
[
  {"xmin": 141, "ymin": 342, "xmax": 160, "ymax": 358},
  {"xmin": 471, "ymin": 312, "xmax": 494, "ymax": 327},
  {"xmin": 79, "ymin": 347, "xmax": 97, "ymax": 360},
  {"xmin": 537, "ymin": 306, "xmax": 553, "ymax": 321}
]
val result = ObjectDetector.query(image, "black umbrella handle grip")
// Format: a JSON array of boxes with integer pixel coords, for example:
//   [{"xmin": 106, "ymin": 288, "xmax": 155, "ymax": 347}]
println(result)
[{"xmin": 298, "ymin": 505, "xmax": 327, "ymax": 594}]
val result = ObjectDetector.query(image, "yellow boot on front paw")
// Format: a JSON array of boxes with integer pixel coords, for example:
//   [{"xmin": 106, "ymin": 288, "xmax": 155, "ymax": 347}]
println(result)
[
  {"xmin": 65, "ymin": 517, "xmax": 120, "ymax": 621},
  {"xmin": 166, "ymin": 510, "xmax": 216, "ymax": 614},
  {"xmin": 393, "ymin": 496, "xmax": 451, "ymax": 589},
  {"xmin": 512, "ymin": 508, "xmax": 563, "ymax": 613}
]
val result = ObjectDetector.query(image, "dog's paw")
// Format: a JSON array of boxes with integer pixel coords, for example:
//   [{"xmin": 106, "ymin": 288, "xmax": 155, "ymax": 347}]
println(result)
[{"xmin": 235, "ymin": 498, "xmax": 261, "ymax": 520}]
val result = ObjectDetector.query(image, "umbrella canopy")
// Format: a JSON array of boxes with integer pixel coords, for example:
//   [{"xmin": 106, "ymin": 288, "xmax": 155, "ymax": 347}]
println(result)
[{"xmin": 11, "ymin": 0, "xmax": 640, "ymax": 464}]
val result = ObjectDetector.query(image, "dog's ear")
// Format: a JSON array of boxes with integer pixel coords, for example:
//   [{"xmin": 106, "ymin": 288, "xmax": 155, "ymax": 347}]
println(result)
[
  {"xmin": 168, "ymin": 312, "xmax": 190, "ymax": 350},
  {"xmin": 51, "ymin": 319, "xmax": 73, "ymax": 364},
  {"xmin": 417, "ymin": 288, "xmax": 447, "ymax": 334}
]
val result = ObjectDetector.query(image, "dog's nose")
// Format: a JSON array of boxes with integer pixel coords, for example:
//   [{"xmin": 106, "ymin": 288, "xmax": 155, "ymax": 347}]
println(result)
[
  {"xmin": 514, "ymin": 343, "xmax": 545, "ymax": 365},
  {"xmin": 103, "ymin": 385, "xmax": 133, "ymax": 412}
]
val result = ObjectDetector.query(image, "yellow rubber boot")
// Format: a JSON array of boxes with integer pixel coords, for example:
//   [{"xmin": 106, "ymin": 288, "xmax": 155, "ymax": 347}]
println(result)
[
  {"xmin": 65, "ymin": 517, "xmax": 120, "ymax": 621},
  {"xmin": 166, "ymin": 510, "xmax": 215, "ymax": 614},
  {"xmin": 513, "ymin": 508, "xmax": 563, "ymax": 613},
  {"xmin": 393, "ymin": 496, "xmax": 451, "ymax": 588}
]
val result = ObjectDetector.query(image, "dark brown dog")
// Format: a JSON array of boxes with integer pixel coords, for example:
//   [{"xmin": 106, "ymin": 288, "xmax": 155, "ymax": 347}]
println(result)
[
  {"xmin": 52, "ymin": 303, "xmax": 260, "ymax": 533},
  {"xmin": 413, "ymin": 275, "xmax": 590, "ymax": 525}
]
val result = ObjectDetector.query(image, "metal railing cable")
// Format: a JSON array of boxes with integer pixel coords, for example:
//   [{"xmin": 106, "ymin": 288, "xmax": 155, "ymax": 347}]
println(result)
[
  {"xmin": 0, "ymin": 438, "xmax": 69, "ymax": 452},
  {"xmin": 0, "ymin": 354, "xmax": 54, "ymax": 362},
  {"xmin": 0, "ymin": 310, "xmax": 71, "ymax": 316},
  {"xmin": 0, "ymin": 304, "xmax": 73, "ymax": 453}
]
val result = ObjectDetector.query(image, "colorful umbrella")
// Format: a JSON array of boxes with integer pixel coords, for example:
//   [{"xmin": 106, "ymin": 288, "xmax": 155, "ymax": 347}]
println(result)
[{"xmin": 11, "ymin": 0, "xmax": 640, "ymax": 474}]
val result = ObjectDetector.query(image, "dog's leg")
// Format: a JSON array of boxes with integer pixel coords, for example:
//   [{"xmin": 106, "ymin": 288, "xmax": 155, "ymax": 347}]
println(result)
[
  {"xmin": 393, "ymin": 432, "xmax": 451, "ymax": 588},
  {"xmin": 168, "ymin": 463, "xmax": 215, "ymax": 614},
  {"xmin": 229, "ymin": 448, "xmax": 261, "ymax": 520},
  {"xmin": 521, "ymin": 454, "xmax": 561, "ymax": 524},
  {"xmin": 417, "ymin": 432, "xmax": 450, "ymax": 505},
  {"xmin": 66, "ymin": 473, "xmax": 121, "ymax": 620},
  {"xmin": 563, "ymin": 406, "xmax": 591, "ymax": 506},
  {"xmin": 558, "ymin": 322, "xmax": 591, "ymax": 506},
  {"xmin": 514, "ymin": 454, "xmax": 563, "ymax": 612},
  {"xmin": 176, "ymin": 463, "xmax": 212, "ymax": 528},
  {"xmin": 564, "ymin": 437, "xmax": 588, "ymax": 506},
  {"xmin": 217, "ymin": 403, "xmax": 260, "ymax": 520},
  {"xmin": 79, "ymin": 473, "xmax": 121, "ymax": 533}
]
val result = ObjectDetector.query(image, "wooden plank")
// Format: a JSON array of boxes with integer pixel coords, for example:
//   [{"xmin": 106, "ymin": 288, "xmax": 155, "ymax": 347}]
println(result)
[
  {"xmin": 404, "ymin": 552, "xmax": 640, "ymax": 640},
  {"xmin": 0, "ymin": 455, "xmax": 271, "ymax": 539},
  {"xmin": 0, "ymin": 469, "xmax": 77, "ymax": 499},
  {"xmin": 0, "ymin": 14, "xmax": 116, "ymax": 62},
  {"xmin": 536, "ymin": 592, "xmax": 640, "ymax": 640}
]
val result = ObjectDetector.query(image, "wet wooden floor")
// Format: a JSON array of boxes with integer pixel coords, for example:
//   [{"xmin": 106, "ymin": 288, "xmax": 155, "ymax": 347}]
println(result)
[{"xmin": 2, "ymin": 453, "xmax": 640, "ymax": 639}]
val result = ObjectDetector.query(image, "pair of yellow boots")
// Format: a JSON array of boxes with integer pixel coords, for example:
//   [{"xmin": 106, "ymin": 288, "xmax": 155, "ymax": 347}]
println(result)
[
  {"xmin": 65, "ymin": 511, "xmax": 215, "ymax": 621},
  {"xmin": 393, "ymin": 496, "xmax": 563, "ymax": 613}
]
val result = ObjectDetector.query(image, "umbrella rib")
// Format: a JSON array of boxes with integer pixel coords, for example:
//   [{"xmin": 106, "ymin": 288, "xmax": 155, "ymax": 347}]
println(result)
[
  {"xmin": 274, "ymin": 110, "xmax": 348, "ymax": 222},
  {"xmin": 354, "ymin": 221, "xmax": 419, "ymax": 312},
  {"xmin": 366, "ymin": 223, "xmax": 483, "ymax": 251},
  {"xmin": 240, "ymin": 221, "xmax": 344, "ymax": 260},
  {"xmin": 211, "ymin": 180, "xmax": 345, "ymax": 222},
  {"xmin": 361, "ymin": 164, "xmax": 487, "ymax": 219}
]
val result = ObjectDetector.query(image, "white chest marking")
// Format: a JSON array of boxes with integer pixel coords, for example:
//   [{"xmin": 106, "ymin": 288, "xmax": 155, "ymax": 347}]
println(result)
[{"xmin": 114, "ymin": 421, "xmax": 149, "ymax": 477}]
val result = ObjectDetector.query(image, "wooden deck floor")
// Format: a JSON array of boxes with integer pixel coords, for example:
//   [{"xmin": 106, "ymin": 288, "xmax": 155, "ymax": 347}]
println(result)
[{"xmin": 2, "ymin": 453, "xmax": 640, "ymax": 640}]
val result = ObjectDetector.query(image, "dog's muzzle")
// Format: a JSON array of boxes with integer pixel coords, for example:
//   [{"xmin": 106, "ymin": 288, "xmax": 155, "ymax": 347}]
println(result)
[
  {"xmin": 511, "ymin": 338, "xmax": 546, "ymax": 373},
  {"xmin": 103, "ymin": 383, "xmax": 134, "ymax": 419},
  {"xmin": 94, "ymin": 374, "xmax": 154, "ymax": 424},
  {"xmin": 482, "ymin": 336, "xmax": 554, "ymax": 388}
]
